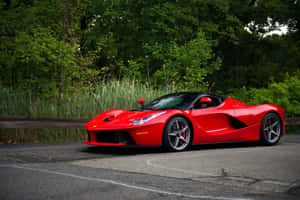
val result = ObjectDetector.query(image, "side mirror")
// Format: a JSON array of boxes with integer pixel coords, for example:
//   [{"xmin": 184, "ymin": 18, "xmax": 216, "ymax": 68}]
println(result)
[{"xmin": 138, "ymin": 98, "xmax": 144, "ymax": 108}]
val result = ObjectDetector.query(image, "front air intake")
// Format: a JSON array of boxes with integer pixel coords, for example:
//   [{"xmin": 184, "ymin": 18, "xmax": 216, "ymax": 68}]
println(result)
[{"xmin": 95, "ymin": 131, "xmax": 135, "ymax": 144}]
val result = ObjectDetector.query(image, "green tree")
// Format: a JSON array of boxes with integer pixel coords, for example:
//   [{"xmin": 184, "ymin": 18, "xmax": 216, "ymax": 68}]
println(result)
[
  {"xmin": 0, "ymin": 0, "xmax": 100, "ymax": 98},
  {"xmin": 151, "ymin": 32, "xmax": 221, "ymax": 90}
]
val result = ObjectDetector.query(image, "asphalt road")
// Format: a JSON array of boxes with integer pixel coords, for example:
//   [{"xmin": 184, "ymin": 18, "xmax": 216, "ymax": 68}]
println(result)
[{"xmin": 0, "ymin": 135, "xmax": 300, "ymax": 200}]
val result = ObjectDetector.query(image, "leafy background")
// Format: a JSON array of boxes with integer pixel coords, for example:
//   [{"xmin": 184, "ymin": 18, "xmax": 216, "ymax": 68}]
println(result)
[{"xmin": 0, "ymin": 0, "xmax": 299, "ymax": 119}]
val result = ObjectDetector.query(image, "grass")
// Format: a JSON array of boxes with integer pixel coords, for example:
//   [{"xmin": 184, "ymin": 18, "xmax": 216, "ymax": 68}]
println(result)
[{"xmin": 0, "ymin": 79, "xmax": 177, "ymax": 118}]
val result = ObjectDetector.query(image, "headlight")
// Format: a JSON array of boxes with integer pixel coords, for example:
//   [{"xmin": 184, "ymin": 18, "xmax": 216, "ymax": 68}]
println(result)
[{"xmin": 132, "ymin": 111, "xmax": 166, "ymax": 125}]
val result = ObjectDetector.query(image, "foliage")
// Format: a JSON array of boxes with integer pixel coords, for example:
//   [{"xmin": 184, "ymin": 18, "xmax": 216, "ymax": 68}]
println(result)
[
  {"xmin": 0, "ymin": 0, "xmax": 100, "ymax": 99},
  {"xmin": 0, "ymin": 0, "xmax": 300, "ymax": 118},
  {"xmin": 15, "ymin": 28, "xmax": 75, "ymax": 96},
  {"xmin": 151, "ymin": 31, "xmax": 221, "ymax": 90},
  {"xmin": 83, "ymin": 0, "xmax": 240, "ymax": 89}
]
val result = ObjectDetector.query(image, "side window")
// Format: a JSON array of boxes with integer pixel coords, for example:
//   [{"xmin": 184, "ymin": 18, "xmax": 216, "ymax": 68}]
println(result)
[{"xmin": 193, "ymin": 100, "xmax": 205, "ymax": 109}]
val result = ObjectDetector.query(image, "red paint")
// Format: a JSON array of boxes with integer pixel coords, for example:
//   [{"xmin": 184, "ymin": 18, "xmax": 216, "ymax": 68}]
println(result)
[
  {"xmin": 200, "ymin": 96, "xmax": 212, "ymax": 104},
  {"xmin": 85, "ymin": 97, "xmax": 285, "ymax": 146},
  {"xmin": 84, "ymin": 140, "xmax": 126, "ymax": 146}
]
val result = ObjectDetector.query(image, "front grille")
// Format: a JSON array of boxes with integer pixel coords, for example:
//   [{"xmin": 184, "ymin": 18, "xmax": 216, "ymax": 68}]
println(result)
[{"xmin": 95, "ymin": 131, "xmax": 135, "ymax": 144}]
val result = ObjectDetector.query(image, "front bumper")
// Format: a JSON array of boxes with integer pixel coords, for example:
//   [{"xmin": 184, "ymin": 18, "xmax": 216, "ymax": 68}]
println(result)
[{"xmin": 85, "ymin": 122, "xmax": 165, "ymax": 146}]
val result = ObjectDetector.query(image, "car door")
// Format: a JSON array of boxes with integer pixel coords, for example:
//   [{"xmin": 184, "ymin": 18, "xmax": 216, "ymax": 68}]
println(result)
[{"xmin": 191, "ymin": 97, "xmax": 238, "ymax": 144}]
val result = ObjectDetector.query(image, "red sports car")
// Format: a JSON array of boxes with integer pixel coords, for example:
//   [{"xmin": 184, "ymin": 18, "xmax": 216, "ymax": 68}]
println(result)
[{"xmin": 84, "ymin": 92, "xmax": 284, "ymax": 151}]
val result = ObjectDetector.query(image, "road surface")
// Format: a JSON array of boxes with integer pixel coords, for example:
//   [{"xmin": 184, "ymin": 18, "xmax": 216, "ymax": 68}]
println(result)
[{"xmin": 0, "ymin": 135, "xmax": 299, "ymax": 200}]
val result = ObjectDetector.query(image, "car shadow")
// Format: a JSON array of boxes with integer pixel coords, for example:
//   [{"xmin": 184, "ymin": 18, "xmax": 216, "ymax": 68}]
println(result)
[{"xmin": 80, "ymin": 141, "xmax": 266, "ymax": 156}]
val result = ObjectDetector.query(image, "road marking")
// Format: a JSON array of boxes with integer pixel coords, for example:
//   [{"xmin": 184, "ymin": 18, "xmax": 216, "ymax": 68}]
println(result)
[{"xmin": 2, "ymin": 164, "xmax": 252, "ymax": 200}]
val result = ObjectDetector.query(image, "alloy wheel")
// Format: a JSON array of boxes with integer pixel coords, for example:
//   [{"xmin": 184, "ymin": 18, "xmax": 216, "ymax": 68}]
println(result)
[{"xmin": 167, "ymin": 118, "xmax": 191, "ymax": 151}]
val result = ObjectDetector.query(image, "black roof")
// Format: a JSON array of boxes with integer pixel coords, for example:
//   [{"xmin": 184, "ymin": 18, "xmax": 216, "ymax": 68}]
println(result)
[
  {"xmin": 140, "ymin": 92, "xmax": 226, "ymax": 111},
  {"xmin": 165, "ymin": 92, "xmax": 226, "ymax": 99}
]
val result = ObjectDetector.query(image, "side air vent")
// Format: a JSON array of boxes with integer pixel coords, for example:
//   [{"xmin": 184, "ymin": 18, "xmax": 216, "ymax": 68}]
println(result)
[
  {"xmin": 87, "ymin": 131, "xmax": 91, "ymax": 142},
  {"xmin": 230, "ymin": 116, "xmax": 248, "ymax": 129}
]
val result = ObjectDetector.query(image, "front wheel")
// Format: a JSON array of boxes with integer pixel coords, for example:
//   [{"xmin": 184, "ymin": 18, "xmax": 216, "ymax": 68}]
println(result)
[
  {"xmin": 163, "ymin": 116, "xmax": 193, "ymax": 151},
  {"xmin": 260, "ymin": 112, "xmax": 282, "ymax": 145}
]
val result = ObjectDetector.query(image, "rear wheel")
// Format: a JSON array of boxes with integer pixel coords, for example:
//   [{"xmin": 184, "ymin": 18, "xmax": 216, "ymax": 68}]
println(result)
[
  {"xmin": 260, "ymin": 112, "xmax": 282, "ymax": 145},
  {"xmin": 163, "ymin": 116, "xmax": 192, "ymax": 151}
]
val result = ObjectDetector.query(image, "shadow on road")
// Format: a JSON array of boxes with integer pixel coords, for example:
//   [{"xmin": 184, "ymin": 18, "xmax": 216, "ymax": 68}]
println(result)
[{"xmin": 81, "ymin": 141, "xmax": 266, "ymax": 155}]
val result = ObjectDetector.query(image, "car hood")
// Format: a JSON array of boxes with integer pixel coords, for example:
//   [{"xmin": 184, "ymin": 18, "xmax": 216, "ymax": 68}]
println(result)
[{"xmin": 85, "ymin": 109, "xmax": 166, "ymax": 130}]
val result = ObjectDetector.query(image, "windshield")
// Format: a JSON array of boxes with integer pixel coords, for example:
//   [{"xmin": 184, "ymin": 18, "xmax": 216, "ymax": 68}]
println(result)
[{"xmin": 142, "ymin": 93, "xmax": 197, "ymax": 110}]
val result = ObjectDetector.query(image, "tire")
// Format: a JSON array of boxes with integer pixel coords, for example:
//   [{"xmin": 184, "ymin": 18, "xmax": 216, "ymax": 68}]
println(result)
[
  {"xmin": 162, "ymin": 116, "xmax": 193, "ymax": 151},
  {"xmin": 260, "ymin": 112, "xmax": 282, "ymax": 145}
]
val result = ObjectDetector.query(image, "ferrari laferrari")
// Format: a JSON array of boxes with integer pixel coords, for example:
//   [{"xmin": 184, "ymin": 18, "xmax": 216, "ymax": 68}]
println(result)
[{"xmin": 84, "ymin": 92, "xmax": 284, "ymax": 151}]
